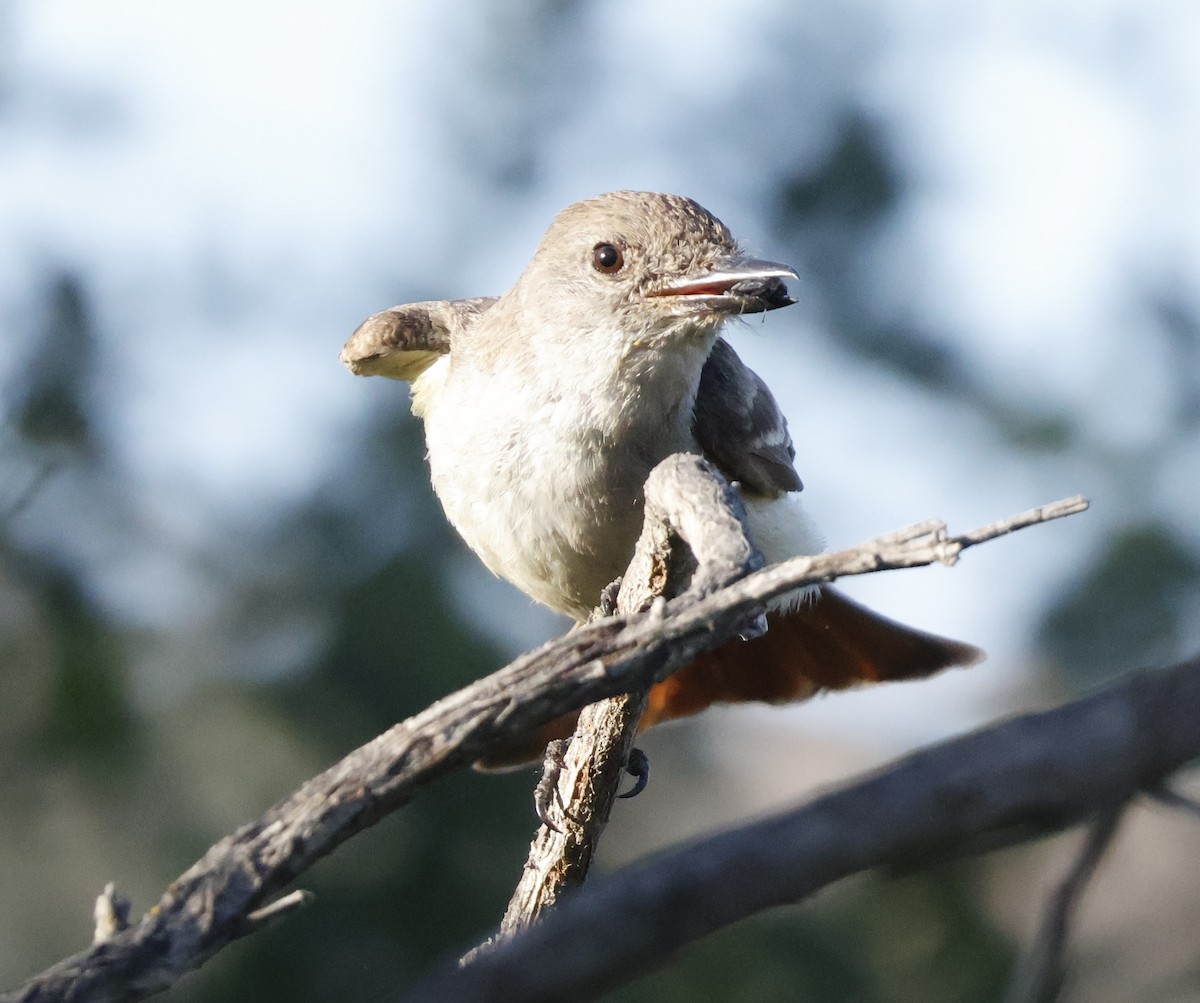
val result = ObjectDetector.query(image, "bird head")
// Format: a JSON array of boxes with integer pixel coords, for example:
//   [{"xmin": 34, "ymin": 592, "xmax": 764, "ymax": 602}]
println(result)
[{"xmin": 513, "ymin": 192, "xmax": 798, "ymax": 352}]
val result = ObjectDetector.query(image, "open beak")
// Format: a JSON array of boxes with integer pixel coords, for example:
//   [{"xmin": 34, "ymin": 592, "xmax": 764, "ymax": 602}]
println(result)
[{"xmin": 648, "ymin": 256, "xmax": 798, "ymax": 314}]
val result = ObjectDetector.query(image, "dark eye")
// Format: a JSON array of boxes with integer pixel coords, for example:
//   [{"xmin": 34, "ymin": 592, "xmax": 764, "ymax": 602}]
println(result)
[{"xmin": 592, "ymin": 242, "xmax": 624, "ymax": 274}]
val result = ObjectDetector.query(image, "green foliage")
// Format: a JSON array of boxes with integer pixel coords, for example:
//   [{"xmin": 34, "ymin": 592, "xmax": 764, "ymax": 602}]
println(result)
[
  {"xmin": 1038, "ymin": 524, "xmax": 1200, "ymax": 687},
  {"xmin": 34, "ymin": 568, "xmax": 138, "ymax": 762},
  {"xmin": 781, "ymin": 116, "xmax": 900, "ymax": 225},
  {"xmin": 776, "ymin": 116, "xmax": 968, "ymax": 395},
  {"xmin": 611, "ymin": 869, "xmax": 1011, "ymax": 1003},
  {"xmin": 15, "ymin": 275, "xmax": 97, "ymax": 452}
]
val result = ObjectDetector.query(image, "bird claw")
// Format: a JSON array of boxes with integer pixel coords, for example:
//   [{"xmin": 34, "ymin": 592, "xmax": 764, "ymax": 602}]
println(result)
[
  {"xmin": 534, "ymin": 741, "xmax": 649, "ymax": 829},
  {"xmin": 617, "ymin": 747, "xmax": 650, "ymax": 799}
]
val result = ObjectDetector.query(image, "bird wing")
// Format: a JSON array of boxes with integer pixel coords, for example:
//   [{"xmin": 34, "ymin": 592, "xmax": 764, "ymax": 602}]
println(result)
[
  {"xmin": 692, "ymin": 337, "xmax": 803, "ymax": 497},
  {"xmin": 340, "ymin": 296, "xmax": 498, "ymax": 382}
]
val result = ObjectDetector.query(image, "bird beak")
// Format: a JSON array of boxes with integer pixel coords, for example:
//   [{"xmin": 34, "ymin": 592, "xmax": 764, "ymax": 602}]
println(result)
[{"xmin": 648, "ymin": 256, "xmax": 799, "ymax": 314}]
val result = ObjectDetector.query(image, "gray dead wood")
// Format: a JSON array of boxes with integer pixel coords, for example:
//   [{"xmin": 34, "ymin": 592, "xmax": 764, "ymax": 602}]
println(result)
[
  {"xmin": 2, "ymin": 455, "xmax": 1086, "ymax": 1003},
  {"xmin": 496, "ymin": 456, "xmax": 765, "ymax": 936},
  {"xmin": 410, "ymin": 655, "xmax": 1200, "ymax": 1003}
]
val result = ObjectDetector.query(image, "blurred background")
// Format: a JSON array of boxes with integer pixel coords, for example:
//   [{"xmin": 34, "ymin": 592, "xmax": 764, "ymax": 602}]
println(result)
[{"xmin": 2, "ymin": 1, "xmax": 1200, "ymax": 1000}]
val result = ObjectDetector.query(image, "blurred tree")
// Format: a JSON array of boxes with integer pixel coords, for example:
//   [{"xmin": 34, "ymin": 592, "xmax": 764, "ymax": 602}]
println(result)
[
  {"xmin": 3, "ymin": 274, "xmax": 137, "ymax": 768},
  {"xmin": 1038, "ymin": 523, "xmax": 1200, "ymax": 688},
  {"xmin": 0, "ymin": 272, "xmax": 539, "ymax": 999},
  {"xmin": 14, "ymin": 276, "xmax": 96, "ymax": 454},
  {"xmin": 776, "ymin": 113, "xmax": 964, "ymax": 391},
  {"xmin": 608, "ymin": 868, "xmax": 1010, "ymax": 1003},
  {"xmin": 8, "ymin": 2, "xmax": 1200, "ymax": 999}
]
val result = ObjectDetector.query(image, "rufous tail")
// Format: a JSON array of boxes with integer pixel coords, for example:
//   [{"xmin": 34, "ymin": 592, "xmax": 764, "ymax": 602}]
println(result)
[{"xmin": 477, "ymin": 585, "xmax": 983, "ymax": 769}]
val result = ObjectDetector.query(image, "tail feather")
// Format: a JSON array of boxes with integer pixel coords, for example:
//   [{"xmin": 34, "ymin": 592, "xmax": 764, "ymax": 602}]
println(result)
[
  {"xmin": 476, "ymin": 585, "xmax": 982, "ymax": 768},
  {"xmin": 641, "ymin": 585, "xmax": 982, "ymax": 728}
]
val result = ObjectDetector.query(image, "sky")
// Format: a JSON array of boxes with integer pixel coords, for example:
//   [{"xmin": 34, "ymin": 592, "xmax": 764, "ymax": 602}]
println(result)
[{"xmin": 2, "ymin": 0, "xmax": 1199, "ymax": 746}]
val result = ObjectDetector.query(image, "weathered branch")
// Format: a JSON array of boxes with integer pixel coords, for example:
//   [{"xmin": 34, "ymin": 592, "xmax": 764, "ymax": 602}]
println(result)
[
  {"xmin": 411, "ymin": 655, "xmax": 1200, "ymax": 1003},
  {"xmin": 3, "ymin": 457, "xmax": 1085, "ymax": 1003},
  {"xmin": 493, "ymin": 689, "xmax": 652, "ymax": 940},
  {"xmin": 497, "ymin": 456, "xmax": 764, "ymax": 934}
]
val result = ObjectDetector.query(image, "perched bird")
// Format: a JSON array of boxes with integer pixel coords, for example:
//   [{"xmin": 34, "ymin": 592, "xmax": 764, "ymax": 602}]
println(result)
[{"xmin": 342, "ymin": 191, "xmax": 981, "ymax": 763}]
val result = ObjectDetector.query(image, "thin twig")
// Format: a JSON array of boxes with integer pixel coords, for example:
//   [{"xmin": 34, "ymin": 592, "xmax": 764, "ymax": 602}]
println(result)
[
  {"xmin": 1146, "ymin": 784, "xmax": 1200, "ymax": 820},
  {"xmin": 0, "ymin": 462, "xmax": 58, "ymax": 526},
  {"xmin": 241, "ymin": 891, "xmax": 314, "ymax": 932},
  {"xmin": 952, "ymin": 495, "xmax": 1090, "ymax": 550},
  {"xmin": 1003, "ymin": 806, "xmax": 1125, "ymax": 1003}
]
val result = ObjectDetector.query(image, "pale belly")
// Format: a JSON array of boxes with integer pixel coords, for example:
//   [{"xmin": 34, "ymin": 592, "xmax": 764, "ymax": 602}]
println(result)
[
  {"xmin": 412, "ymin": 354, "xmax": 823, "ymax": 620},
  {"xmin": 416, "ymin": 360, "xmax": 673, "ymax": 619},
  {"xmin": 442, "ymin": 466, "xmax": 644, "ymax": 619}
]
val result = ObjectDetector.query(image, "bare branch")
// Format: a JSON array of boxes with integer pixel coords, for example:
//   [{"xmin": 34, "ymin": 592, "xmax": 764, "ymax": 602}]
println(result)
[
  {"xmin": 494, "ymin": 688, "xmax": 652, "ymax": 939},
  {"xmin": 92, "ymin": 884, "xmax": 131, "ymax": 946},
  {"xmin": 1004, "ymin": 807, "xmax": 1125, "ymax": 1003},
  {"xmin": 951, "ymin": 495, "xmax": 1088, "ymax": 550},
  {"xmin": 3, "ymin": 458, "xmax": 1086, "ymax": 1003},
  {"xmin": 497, "ymin": 455, "xmax": 764, "ymax": 934},
  {"xmin": 241, "ymin": 891, "xmax": 315, "ymax": 933},
  {"xmin": 1147, "ymin": 784, "xmax": 1200, "ymax": 820},
  {"xmin": 411, "ymin": 656, "xmax": 1200, "ymax": 1003}
]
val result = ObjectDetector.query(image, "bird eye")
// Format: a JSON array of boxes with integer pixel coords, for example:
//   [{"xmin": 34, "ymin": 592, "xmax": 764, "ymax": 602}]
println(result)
[{"xmin": 592, "ymin": 242, "xmax": 624, "ymax": 274}]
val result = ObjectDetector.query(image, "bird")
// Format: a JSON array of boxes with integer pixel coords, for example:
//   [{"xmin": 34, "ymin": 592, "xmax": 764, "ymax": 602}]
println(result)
[{"xmin": 341, "ymin": 191, "xmax": 982, "ymax": 765}]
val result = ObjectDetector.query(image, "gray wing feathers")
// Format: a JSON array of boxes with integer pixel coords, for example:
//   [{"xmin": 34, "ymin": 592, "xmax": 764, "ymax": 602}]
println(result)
[
  {"xmin": 693, "ymin": 338, "xmax": 804, "ymax": 497},
  {"xmin": 341, "ymin": 296, "xmax": 498, "ymax": 381}
]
